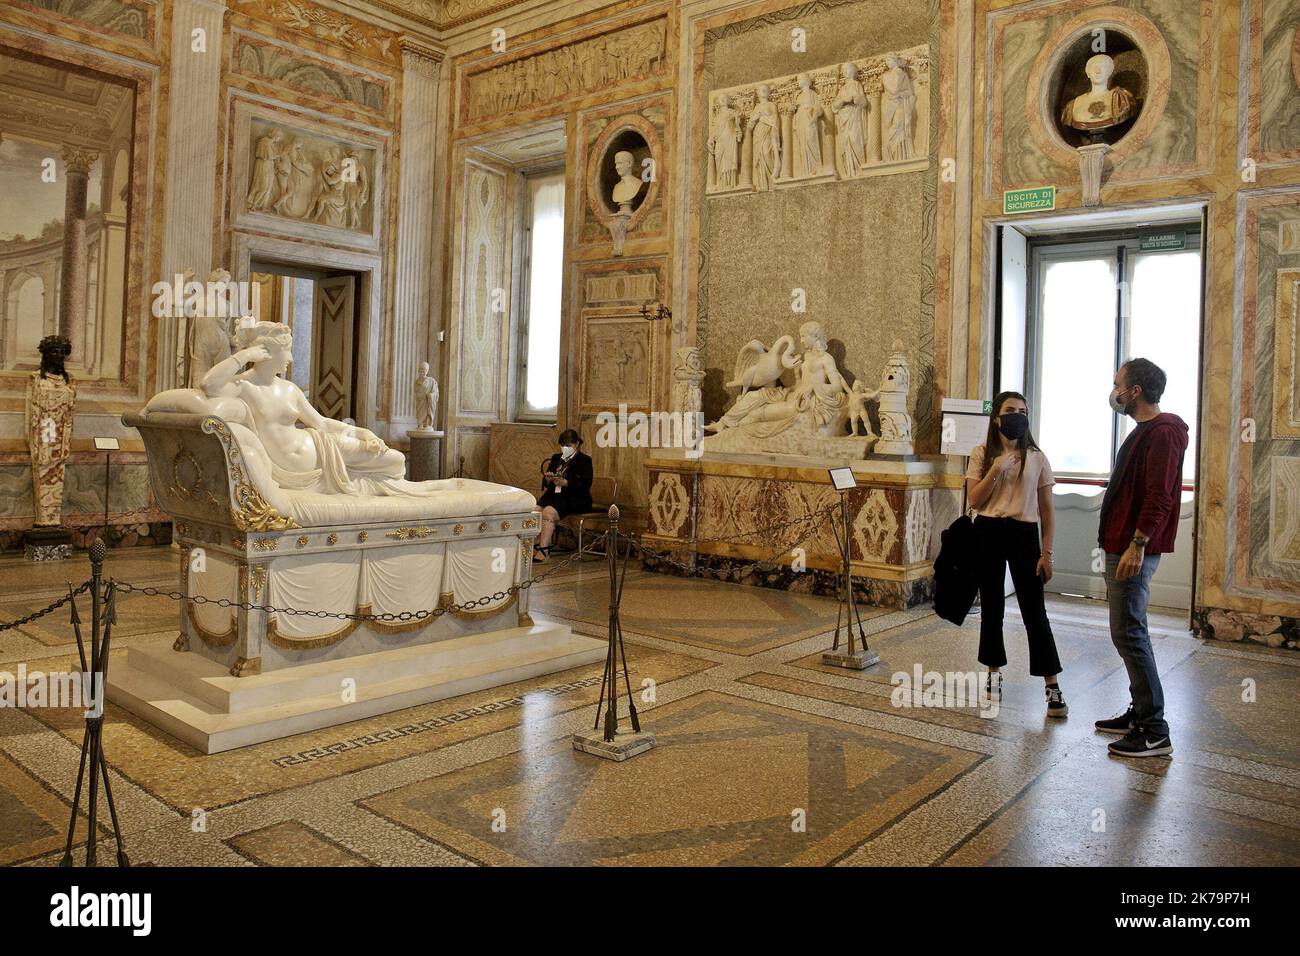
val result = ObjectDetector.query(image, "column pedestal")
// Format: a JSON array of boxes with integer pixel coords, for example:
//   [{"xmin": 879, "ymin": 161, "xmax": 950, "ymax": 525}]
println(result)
[{"xmin": 408, "ymin": 430, "xmax": 444, "ymax": 481}]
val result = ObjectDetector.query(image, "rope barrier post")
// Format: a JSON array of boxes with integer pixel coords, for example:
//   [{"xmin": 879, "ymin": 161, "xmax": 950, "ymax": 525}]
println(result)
[
  {"xmin": 821, "ymin": 484, "xmax": 880, "ymax": 671},
  {"xmin": 60, "ymin": 539, "xmax": 130, "ymax": 867},
  {"xmin": 573, "ymin": 504, "xmax": 655, "ymax": 762}
]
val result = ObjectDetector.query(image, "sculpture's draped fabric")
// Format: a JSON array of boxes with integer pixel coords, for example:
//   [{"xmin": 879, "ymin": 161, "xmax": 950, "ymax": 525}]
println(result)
[{"xmin": 186, "ymin": 540, "xmax": 517, "ymax": 643}]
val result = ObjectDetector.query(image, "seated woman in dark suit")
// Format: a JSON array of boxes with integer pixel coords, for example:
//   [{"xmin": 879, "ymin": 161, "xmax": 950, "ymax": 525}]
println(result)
[{"xmin": 533, "ymin": 428, "xmax": 593, "ymax": 562}]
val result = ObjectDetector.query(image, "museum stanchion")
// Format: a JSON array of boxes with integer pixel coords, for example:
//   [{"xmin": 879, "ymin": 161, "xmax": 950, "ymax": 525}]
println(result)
[
  {"xmin": 60, "ymin": 539, "xmax": 130, "ymax": 868},
  {"xmin": 573, "ymin": 504, "xmax": 655, "ymax": 762},
  {"xmin": 822, "ymin": 482, "xmax": 879, "ymax": 670}
]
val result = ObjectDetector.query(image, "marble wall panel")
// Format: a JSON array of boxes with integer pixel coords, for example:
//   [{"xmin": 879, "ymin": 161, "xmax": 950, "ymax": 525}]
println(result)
[
  {"xmin": 1253, "ymin": 0, "xmax": 1300, "ymax": 161},
  {"xmin": 696, "ymin": 0, "xmax": 937, "ymax": 447},
  {"xmin": 456, "ymin": 162, "xmax": 508, "ymax": 416},
  {"xmin": 230, "ymin": 31, "xmax": 391, "ymax": 117},
  {"xmin": 1240, "ymin": 192, "xmax": 1300, "ymax": 589},
  {"xmin": 992, "ymin": 0, "xmax": 1211, "ymax": 191},
  {"xmin": 9, "ymin": 0, "xmax": 156, "ymax": 43}
]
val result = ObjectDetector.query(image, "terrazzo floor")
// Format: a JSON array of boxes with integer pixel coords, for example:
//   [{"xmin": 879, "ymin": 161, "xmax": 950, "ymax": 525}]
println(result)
[{"xmin": 1, "ymin": 545, "xmax": 1297, "ymax": 867}]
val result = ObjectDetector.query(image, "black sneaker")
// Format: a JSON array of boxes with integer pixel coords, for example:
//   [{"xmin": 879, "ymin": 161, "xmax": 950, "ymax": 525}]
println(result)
[
  {"xmin": 1045, "ymin": 685, "xmax": 1068, "ymax": 718},
  {"xmin": 1108, "ymin": 727, "xmax": 1173, "ymax": 758},
  {"xmin": 1095, "ymin": 706, "xmax": 1136, "ymax": 735}
]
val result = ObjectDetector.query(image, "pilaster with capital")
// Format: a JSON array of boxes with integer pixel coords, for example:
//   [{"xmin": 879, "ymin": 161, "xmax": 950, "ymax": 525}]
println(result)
[
  {"xmin": 158, "ymin": 0, "xmax": 227, "ymax": 393},
  {"xmin": 391, "ymin": 36, "xmax": 444, "ymax": 431}
]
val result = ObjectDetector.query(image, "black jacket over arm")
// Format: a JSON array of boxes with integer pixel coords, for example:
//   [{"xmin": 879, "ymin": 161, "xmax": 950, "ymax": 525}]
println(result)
[{"xmin": 541, "ymin": 451, "xmax": 594, "ymax": 514}]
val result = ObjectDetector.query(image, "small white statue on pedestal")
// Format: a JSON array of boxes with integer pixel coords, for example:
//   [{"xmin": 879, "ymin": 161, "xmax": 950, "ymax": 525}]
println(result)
[
  {"xmin": 851, "ymin": 342, "xmax": 914, "ymax": 456},
  {"xmin": 413, "ymin": 360, "xmax": 439, "ymax": 432}
]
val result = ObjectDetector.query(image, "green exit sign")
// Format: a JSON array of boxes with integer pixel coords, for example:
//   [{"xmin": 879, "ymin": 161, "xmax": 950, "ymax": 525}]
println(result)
[
  {"xmin": 1003, "ymin": 186, "xmax": 1056, "ymax": 215},
  {"xmin": 1140, "ymin": 231, "xmax": 1186, "ymax": 251},
  {"xmin": 983, "ymin": 400, "xmax": 993, "ymax": 414}
]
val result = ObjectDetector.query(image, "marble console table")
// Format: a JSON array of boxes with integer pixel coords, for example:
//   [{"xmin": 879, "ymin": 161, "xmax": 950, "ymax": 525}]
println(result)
[{"xmin": 643, "ymin": 450, "xmax": 963, "ymax": 609}]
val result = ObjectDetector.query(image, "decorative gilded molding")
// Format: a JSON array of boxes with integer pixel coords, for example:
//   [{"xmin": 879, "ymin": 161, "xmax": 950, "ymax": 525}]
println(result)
[
  {"xmin": 387, "ymin": 526, "xmax": 434, "ymax": 539},
  {"xmin": 453, "ymin": 524, "xmax": 464, "ymax": 535},
  {"xmin": 253, "ymin": 538, "xmax": 279, "ymax": 551},
  {"xmin": 358, "ymin": 531, "xmax": 368, "ymax": 542},
  {"xmin": 327, "ymin": 533, "xmax": 338, "ymax": 545},
  {"xmin": 201, "ymin": 417, "xmax": 300, "ymax": 531},
  {"xmin": 297, "ymin": 535, "xmax": 310, "ymax": 548},
  {"xmin": 266, "ymin": 614, "xmax": 360, "ymax": 649},
  {"xmin": 231, "ymin": 656, "xmax": 262, "ymax": 677},
  {"xmin": 187, "ymin": 603, "xmax": 237, "ymax": 647}
]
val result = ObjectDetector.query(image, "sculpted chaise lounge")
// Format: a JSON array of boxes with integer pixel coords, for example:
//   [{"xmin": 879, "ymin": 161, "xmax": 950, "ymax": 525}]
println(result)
[{"xmin": 108, "ymin": 321, "xmax": 604, "ymax": 753}]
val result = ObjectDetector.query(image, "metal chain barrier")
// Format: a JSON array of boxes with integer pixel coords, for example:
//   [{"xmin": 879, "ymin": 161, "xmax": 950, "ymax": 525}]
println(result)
[
  {"xmin": 0, "ymin": 579, "xmax": 94, "ymax": 632},
  {"xmin": 7, "ymin": 508, "xmax": 832, "ymax": 634}
]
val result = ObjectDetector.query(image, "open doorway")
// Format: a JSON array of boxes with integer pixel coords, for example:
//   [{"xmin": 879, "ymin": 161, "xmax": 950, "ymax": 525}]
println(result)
[
  {"xmin": 248, "ymin": 260, "xmax": 363, "ymax": 422},
  {"xmin": 995, "ymin": 206, "xmax": 1205, "ymax": 611}
]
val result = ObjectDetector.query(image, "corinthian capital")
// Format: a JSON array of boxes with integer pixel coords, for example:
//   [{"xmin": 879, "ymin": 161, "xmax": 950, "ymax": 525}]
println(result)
[
  {"xmin": 61, "ymin": 145, "xmax": 100, "ymax": 176},
  {"xmin": 399, "ymin": 35, "xmax": 444, "ymax": 78}
]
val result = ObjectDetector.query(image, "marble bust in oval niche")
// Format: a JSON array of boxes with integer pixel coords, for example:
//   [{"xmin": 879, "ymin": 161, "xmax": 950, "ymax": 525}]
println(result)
[
  {"xmin": 1050, "ymin": 31, "xmax": 1145, "ymax": 148},
  {"xmin": 596, "ymin": 128, "xmax": 650, "ymax": 216}
]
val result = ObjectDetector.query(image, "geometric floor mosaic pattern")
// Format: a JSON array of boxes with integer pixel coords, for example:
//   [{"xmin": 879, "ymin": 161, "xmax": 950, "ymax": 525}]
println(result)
[
  {"xmin": 2, "ymin": 545, "xmax": 1299, "ymax": 867},
  {"xmin": 360, "ymin": 691, "xmax": 982, "ymax": 866}
]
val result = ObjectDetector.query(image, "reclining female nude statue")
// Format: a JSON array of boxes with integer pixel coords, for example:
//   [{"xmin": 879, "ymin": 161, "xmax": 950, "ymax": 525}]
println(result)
[{"xmin": 147, "ymin": 320, "xmax": 441, "ymax": 498}]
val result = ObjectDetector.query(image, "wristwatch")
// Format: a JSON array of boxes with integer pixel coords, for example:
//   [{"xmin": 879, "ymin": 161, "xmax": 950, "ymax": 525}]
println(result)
[{"xmin": 1132, "ymin": 533, "xmax": 1149, "ymax": 550}]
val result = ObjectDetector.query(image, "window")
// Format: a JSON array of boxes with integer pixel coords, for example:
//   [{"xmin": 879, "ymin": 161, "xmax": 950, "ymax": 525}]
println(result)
[
  {"xmin": 516, "ymin": 170, "xmax": 565, "ymax": 419},
  {"xmin": 1026, "ymin": 229, "xmax": 1201, "ymax": 485}
]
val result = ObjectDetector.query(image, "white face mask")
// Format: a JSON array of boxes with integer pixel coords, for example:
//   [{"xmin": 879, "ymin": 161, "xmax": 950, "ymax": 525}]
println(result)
[{"xmin": 560, "ymin": 445, "xmax": 575, "ymax": 460}]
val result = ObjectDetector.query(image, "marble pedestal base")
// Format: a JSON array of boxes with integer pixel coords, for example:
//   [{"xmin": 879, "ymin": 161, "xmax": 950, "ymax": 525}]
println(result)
[
  {"xmin": 822, "ymin": 648, "xmax": 880, "ymax": 670},
  {"xmin": 25, "ymin": 527, "xmax": 72, "ymax": 561},
  {"xmin": 643, "ymin": 450, "xmax": 956, "ymax": 610},
  {"xmin": 572, "ymin": 728, "xmax": 656, "ymax": 761},
  {"xmin": 408, "ymin": 429, "xmax": 444, "ymax": 482},
  {"xmin": 107, "ymin": 619, "xmax": 605, "ymax": 753}
]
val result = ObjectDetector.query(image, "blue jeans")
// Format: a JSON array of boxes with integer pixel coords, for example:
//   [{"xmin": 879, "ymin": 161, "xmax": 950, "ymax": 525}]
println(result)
[{"xmin": 1104, "ymin": 552, "xmax": 1169, "ymax": 737}]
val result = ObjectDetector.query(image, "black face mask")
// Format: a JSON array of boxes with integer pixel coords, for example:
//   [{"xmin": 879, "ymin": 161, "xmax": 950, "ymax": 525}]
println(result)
[{"xmin": 997, "ymin": 412, "xmax": 1029, "ymax": 440}]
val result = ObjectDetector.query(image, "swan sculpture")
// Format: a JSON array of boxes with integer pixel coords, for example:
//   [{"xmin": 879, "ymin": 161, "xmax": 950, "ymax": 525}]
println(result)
[{"xmin": 725, "ymin": 335, "xmax": 799, "ymax": 392}]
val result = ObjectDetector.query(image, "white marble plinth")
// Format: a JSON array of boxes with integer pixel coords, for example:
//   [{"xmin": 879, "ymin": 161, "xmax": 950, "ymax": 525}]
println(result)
[
  {"xmin": 572, "ymin": 728, "xmax": 656, "ymax": 761},
  {"xmin": 108, "ymin": 620, "xmax": 605, "ymax": 753}
]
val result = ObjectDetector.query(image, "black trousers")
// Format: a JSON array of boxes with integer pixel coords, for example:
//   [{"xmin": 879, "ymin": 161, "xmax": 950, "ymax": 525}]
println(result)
[{"xmin": 974, "ymin": 516, "xmax": 1062, "ymax": 677}]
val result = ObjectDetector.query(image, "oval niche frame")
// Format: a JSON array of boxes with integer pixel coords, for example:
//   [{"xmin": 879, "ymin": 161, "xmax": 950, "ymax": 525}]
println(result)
[
  {"xmin": 584, "ymin": 112, "xmax": 661, "ymax": 237},
  {"xmin": 1024, "ymin": 6, "xmax": 1172, "ymax": 174}
]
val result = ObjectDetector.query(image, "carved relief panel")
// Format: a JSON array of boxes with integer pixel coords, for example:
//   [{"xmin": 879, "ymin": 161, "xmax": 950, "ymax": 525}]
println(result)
[
  {"xmin": 574, "ymin": 258, "xmax": 665, "ymax": 414},
  {"xmin": 234, "ymin": 108, "xmax": 384, "ymax": 248},
  {"xmin": 705, "ymin": 43, "xmax": 929, "ymax": 197},
  {"xmin": 462, "ymin": 17, "xmax": 668, "ymax": 124}
]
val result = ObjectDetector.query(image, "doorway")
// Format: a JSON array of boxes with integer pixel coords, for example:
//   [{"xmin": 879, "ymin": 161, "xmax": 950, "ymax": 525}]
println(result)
[
  {"xmin": 996, "ymin": 208, "xmax": 1205, "ymax": 611},
  {"xmin": 248, "ymin": 260, "xmax": 362, "ymax": 422}
]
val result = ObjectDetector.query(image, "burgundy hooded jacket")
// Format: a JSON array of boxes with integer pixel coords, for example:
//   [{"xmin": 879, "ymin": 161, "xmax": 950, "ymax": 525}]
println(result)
[{"xmin": 1097, "ymin": 412, "xmax": 1190, "ymax": 556}]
